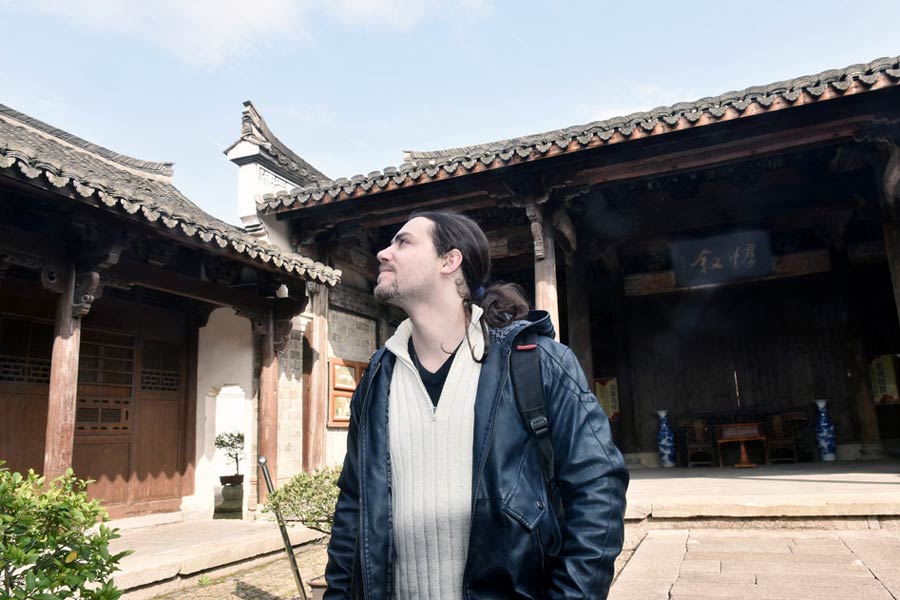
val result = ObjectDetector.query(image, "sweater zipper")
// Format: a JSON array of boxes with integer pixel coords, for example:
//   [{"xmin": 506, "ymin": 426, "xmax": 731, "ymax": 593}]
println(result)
[{"xmin": 462, "ymin": 346, "xmax": 513, "ymax": 599}]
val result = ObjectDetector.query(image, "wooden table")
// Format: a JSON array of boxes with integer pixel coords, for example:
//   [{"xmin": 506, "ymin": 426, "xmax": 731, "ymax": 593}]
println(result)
[{"xmin": 716, "ymin": 422, "xmax": 769, "ymax": 468}]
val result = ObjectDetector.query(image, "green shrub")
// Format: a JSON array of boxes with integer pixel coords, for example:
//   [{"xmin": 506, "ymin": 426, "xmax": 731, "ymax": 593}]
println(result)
[
  {"xmin": 0, "ymin": 463, "xmax": 129, "ymax": 599},
  {"xmin": 265, "ymin": 465, "xmax": 341, "ymax": 534}
]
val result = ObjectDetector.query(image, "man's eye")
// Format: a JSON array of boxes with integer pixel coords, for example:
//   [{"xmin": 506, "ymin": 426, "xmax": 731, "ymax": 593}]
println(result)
[{"xmin": 397, "ymin": 239, "xmax": 407, "ymax": 246}]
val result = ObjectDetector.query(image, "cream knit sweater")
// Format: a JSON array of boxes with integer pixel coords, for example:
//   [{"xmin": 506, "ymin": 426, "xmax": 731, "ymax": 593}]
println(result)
[{"xmin": 384, "ymin": 306, "xmax": 485, "ymax": 600}]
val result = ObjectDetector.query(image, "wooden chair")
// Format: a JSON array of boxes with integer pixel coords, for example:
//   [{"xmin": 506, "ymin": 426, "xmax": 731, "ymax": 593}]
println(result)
[
  {"xmin": 767, "ymin": 411, "xmax": 805, "ymax": 463},
  {"xmin": 678, "ymin": 418, "xmax": 715, "ymax": 467}
]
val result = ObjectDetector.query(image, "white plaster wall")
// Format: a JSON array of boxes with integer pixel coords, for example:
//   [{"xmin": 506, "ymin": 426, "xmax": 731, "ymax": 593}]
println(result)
[
  {"xmin": 326, "ymin": 429, "xmax": 348, "ymax": 466},
  {"xmin": 234, "ymin": 159, "xmax": 298, "ymax": 250},
  {"xmin": 181, "ymin": 308, "xmax": 254, "ymax": 519}
]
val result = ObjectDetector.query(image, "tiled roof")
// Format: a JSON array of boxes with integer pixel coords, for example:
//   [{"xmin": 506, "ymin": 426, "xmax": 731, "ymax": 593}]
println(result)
[
  {"xmin": 259, "ymin": 54, "xmax": 900, "ymax": 214},
  {"xmin": 225, "ymin": 100, "xmax": 330, "ymax": 187},
  {"xmin": 0, "ymin": 104, "xmax": 339, "ymax": 285}
]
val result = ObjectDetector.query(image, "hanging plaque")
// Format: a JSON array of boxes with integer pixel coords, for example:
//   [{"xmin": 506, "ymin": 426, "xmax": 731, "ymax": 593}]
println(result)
[{"xmin": 671, "ymin": 230, "xmax": 773, "ymax": 287}]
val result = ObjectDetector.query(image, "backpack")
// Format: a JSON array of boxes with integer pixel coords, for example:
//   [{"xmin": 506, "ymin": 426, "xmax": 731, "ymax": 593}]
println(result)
[{"xmin": 510, "ymin": 331, "xmax": 554, "ymax": 483}]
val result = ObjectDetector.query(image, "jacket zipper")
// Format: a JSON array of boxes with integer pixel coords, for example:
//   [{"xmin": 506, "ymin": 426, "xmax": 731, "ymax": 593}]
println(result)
[
  {"xmin": 358, "ymin": 360, "xmax": 381, "ymax": 600},
  {"xmin": 462, "ymin": 346, "xmax": 513, "ymax": 599}
]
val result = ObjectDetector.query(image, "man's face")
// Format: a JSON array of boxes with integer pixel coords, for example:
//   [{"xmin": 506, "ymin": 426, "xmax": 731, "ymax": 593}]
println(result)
[{"xmin": 374, "ymin": 217, "xmax": 441, "ymax": 308}]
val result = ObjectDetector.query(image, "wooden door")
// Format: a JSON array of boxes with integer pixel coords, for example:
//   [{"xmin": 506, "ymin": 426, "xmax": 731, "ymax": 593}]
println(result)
[{"xmin": 73, "ymin": 325, "xmax": 187, "ymax": 517}]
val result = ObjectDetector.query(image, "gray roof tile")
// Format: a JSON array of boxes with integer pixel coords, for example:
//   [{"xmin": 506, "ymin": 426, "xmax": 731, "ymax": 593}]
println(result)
[{"xmin": 0, "ymin": 104, "xmax": 339, "ymax": 285}]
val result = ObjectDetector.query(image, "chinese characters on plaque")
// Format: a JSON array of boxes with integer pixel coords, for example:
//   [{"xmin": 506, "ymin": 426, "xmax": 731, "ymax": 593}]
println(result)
[{"xmin": 670, "ymin": 231, "xmax": 773, "ymax": 287}]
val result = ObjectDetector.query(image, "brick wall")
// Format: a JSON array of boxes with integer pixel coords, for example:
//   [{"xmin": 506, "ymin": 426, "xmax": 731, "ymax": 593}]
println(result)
[{"xmin": 329, "ymin": 309, "xmax": 377, "ymax": 363}]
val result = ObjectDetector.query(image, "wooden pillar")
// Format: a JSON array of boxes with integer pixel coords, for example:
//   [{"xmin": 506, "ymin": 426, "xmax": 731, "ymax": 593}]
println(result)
[
  {"xmin": 258, "ymin": 309, "xmax": 278, "ymax": 502},
  {"xmin": 836, "ymin": 246, "xmax": 884, "ymax": 459},
  {"xmin": 566, "ymin": 254, "xmax": 593, "ymax": 379},
  {"xmin": 527, "ymin": 205, "xmax": 560, "ymax": 340},
  {"xmin": 884, "ymin": 222, "xmax": 900, "ymax": 328},
  {"xmin": 302, "ymin": 283, "xmax": 329, "ymax": 472},
  {"xmin": 43, "ymin": 264, "xmax": 81, "ymax": 480}
]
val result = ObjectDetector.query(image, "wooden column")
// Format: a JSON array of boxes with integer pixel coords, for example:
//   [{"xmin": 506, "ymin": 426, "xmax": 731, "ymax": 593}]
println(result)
[
  {"xmin": 566, "ymin": 254, "xmax": 593, "ymax": 379},
  {"xmin": 884, "ymin": 223, "xmax": 900, "ymax": 327},
  {"xmin": 527, "ymin": 205, "xmax": 560, "ymax": 341},
  {"xmin": 258, "ymin": 309, "xmax": 278, "ymax": 502},
  {"xmin": 43, "ymin": 264, "xmax": 82, "ymax": 480},
  {"xmin": 302, "ymin": 283, "xmax": 329, "ymax": 472},
  {"xmin": 836, "ymin": 247, "xmax": 884, "ymax": 459}
]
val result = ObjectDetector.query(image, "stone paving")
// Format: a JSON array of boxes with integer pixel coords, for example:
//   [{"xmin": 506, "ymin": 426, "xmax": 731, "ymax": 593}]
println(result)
[
  {"xmin": 150, "ymin": 527, "xmax": 900, "ymax": 599},
  {"xmin": 610, "ymin": 528, "xmax": 900, "ymax": 600},
  {"xmin": 150, "ymin": 539, "xmax": 329, "ymax": 600}
]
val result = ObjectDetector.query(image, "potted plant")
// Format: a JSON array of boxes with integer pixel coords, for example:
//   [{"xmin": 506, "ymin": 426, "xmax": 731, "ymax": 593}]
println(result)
[{"xmin": 215, "ymin": 431, "xmax": 245, "ymax": 486}]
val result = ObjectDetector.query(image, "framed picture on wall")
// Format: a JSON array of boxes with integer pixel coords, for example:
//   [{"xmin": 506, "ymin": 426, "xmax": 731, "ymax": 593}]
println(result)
[
  {"xmin": 332, "ymin": 361, "xmax": 358, "ymax": 391},
  {"xmin": 330, "ymin": 392, "xmax": 353, "ymax": 425},
  {"xmin": 329, "ymin": 358, "xmax": 369, "ymax": 427}
]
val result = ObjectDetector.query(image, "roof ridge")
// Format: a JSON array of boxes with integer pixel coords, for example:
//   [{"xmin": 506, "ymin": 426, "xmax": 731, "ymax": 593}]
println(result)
[
  {"xmin": 228, "ymin": 100, "xmax": 331, "ymax": 186},
  {"xmin": 404, "ymin": 55, "xmax": 900, "ymax": 161},
  {"xmin": 0, "ymin": 103, "xmax": 174, "ymax": 178},
  {"xmin": 258, "ymin": 53, "xmax": 900, "ymax": 214}
]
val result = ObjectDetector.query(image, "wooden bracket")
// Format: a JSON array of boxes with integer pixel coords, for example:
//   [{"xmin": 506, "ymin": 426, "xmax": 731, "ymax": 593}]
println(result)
[
  {"xmin": 72, "ymin": 271, "xmax": 101, "ymax": 318},
  {"xmin": 525, "ymin": 204, "xmax": 546, "ymax": 260},
  {"xmin": 237, "ymin": 309, "xmax": 268, "ymax": 334},
  {"xmin": 41, "ymin": 263, "xmax": 67, "ymax": 294},
  {"xmin": 552, "ymin": 209, "xmax": 577, "ymax": 254}
]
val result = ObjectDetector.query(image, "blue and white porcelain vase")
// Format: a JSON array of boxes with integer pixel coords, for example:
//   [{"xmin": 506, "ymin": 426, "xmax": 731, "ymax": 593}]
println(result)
[
  {"xmin": 656, "ymin": 410, "xmax": 676, "ymax": 467},
  {"xmin": 814, "ymin": 399, "xmax": 836, "ymax": 462}
]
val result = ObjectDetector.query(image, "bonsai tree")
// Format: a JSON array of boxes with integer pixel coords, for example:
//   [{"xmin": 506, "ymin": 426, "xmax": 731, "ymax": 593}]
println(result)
[{"xmin": 214, "ymin": 432, "xmax": 245, "ymax": 484}]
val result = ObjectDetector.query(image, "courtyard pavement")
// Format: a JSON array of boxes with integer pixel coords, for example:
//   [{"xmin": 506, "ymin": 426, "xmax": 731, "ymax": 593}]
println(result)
[{"xmin": 110, "ymin": 459, "xmax": 900, "ymax": 599}]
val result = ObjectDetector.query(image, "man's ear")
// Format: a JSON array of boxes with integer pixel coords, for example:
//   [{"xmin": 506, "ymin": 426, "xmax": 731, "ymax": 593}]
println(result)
[{"xmin": 440, "ymin": 248, "xmax": 463, "ymax": 274}]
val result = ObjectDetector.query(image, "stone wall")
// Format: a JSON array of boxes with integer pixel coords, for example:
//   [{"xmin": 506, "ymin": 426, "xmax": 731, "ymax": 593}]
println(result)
[{"xmin": 327, "ymin": 307, "xmax": 378, "ymax": 465}]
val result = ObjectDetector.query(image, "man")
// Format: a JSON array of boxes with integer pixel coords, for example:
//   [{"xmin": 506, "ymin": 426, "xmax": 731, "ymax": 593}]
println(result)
[{"xmin": 325, "ymin": 211, "xmax": 628, "ymax": 600}]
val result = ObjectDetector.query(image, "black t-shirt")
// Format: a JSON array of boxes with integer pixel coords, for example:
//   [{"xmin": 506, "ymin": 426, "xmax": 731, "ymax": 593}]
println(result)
[{"xmin": 408, "ymin": 338, "xmax": 457, "ymax": 407}]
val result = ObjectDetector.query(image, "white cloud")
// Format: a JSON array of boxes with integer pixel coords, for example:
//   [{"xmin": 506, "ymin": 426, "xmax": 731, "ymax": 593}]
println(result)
[
  {"xmin": 325, "ymin": 0, "xmax": 491, "ymax": 29},
  {"xmin": 5, "ymin": 0, "xmax": 490, "ymax": 67}
]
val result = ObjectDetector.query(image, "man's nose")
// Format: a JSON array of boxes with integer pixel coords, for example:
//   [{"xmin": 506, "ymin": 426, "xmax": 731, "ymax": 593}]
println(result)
[{"xmin": 376, "ymin": 246, "xmax": 390, "ymax": 262}]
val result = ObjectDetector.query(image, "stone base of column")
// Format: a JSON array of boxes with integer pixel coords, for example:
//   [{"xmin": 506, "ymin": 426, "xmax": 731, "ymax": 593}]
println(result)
[{"xmin": 859, "ymin": 442, "xmax": 887, "ymax": 460}]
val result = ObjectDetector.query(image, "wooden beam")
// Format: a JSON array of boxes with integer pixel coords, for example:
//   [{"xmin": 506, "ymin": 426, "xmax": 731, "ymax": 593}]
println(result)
[
  {"xmin": 624, "ymin": 250, "xmax": 831, "ymax": 296},
  {"xmin": 570, "ymin": 116, "xmax": 878, "ymax": 189},
  {"xmin": 258, "ymin": 309, "xmax": 278, "ymax": 503},
  {"xmin": 43, "ymin": 263, "xmax": 81, "ymax": 480},
  {"xmin": 302, "ymin": 283, "xmax": 328, "ymax": 471},
  {"xmin": 107, "ymin": 259, "xmax": 269, "ymax": 314}
]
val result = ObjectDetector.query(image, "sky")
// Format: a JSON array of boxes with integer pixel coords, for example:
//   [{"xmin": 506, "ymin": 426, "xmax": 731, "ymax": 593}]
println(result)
[{"xmin": 2, "ymin": 0, "xmax": 899, "ymax": 226}]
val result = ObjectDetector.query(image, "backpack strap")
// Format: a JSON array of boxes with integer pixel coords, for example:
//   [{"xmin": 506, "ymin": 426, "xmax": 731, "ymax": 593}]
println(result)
[{"xmin": 511, "ymin": 331, "xmax": 555, "ymax": 482}]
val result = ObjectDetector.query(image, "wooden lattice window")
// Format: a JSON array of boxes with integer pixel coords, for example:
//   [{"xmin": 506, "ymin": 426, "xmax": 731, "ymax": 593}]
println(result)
[
  {"xmin": 141, "ymin": 340, "xmax": 182, "ymax": 393},
  {"xmin": 76, "ymin": 330, "xmax": 135, "ymax": 433},
  {"xmin": 0, "ymin": 318, "xmax": 53, "ymax": 384}
]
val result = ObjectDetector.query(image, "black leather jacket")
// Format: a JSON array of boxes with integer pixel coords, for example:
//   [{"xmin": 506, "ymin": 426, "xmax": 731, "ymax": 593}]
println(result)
[{"xmin": 324, "ymin": 311, "xmax": 629, "ymax": 599}]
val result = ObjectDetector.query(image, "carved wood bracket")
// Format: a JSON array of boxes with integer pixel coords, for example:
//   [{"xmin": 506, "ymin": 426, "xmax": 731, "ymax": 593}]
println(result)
[
  {"xmin": 525, "ymin": 204, "xmax": 546, "ymax": 260},
  {"xmin": 72, "ymin": 271, "xmax": 101, "ymax": 318},
  {"xmin": 552, "ymin": 209, "xmax": 577, "ymax": 254},
  {"xmin": 237, "ymin": 308, "xmax": 294, "ymax": 353}
]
